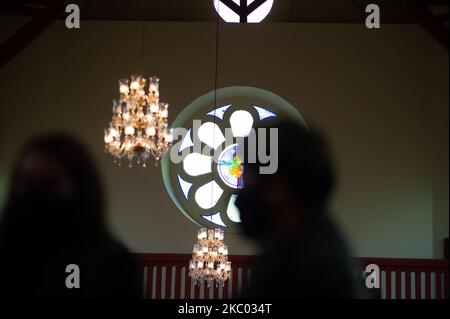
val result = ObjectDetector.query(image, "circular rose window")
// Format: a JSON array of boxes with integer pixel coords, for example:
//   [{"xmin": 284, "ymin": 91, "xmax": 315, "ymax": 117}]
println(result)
[{"xmin": 161, "ymin": 86, "xmax": 306, "ymax": 233}]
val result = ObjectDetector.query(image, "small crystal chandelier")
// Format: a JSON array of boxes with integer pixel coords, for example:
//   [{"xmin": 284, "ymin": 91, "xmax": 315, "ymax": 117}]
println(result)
[
  {"xmin": 189, "ymin": 228, "xmax": 231, "ymax": 287},
  {"xmin": 104, "ymin": 75, "xmax": 173, "ymax": 167}
]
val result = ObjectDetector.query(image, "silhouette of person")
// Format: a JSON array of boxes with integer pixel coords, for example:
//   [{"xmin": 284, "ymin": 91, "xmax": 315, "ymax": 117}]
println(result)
[
  {"xmin": 236, "ymin": 121, "xmax": 362, "ymax": 298},
  {"xmin": 0, "ymin": 133, "xmax": 141, "ymax": 299}
]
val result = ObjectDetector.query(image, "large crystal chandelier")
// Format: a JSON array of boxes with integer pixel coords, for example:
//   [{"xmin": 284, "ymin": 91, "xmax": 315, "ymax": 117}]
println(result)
[
  {"xmin": 104, "ymin": 75, "xmax": 173, "ymax": 167},
  {"xmin": 189, "ymin": 228, "xmax": 231, "ymax": 287}
]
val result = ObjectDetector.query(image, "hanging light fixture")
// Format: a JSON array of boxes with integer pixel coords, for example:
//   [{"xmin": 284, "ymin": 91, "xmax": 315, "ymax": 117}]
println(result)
[
  {"xmin": 103, "ymin": 75, "xmax": 173, "ymax": 167},
  {"xmin": 189, "ymin": 228, "xmax": 232, "ymax": 287},
  {"xmin": 103, "ymin": 12, "xmax": 173, "ymax": 167},
  {"xmin": 188, "ymin": 0, "xmax": 232, "ymax": 287}
]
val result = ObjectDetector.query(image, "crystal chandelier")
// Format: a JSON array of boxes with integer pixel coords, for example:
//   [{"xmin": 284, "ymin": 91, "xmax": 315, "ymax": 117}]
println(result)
[
  {"xmin": 189, "ymin": 228, "xmax": 231, "ymax": 287},
  {"xmin": 103, "ymin": 75, "xmax": 173, "ymax": 167}
]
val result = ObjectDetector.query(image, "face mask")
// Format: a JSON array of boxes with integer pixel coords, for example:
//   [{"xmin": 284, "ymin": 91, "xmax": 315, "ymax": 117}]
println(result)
[
  {"xmin": 10, "ymin": 191, "xmax": 80, "ymax": 243},
  {"xmin": 235, "ymin": 188, "xmax": 273, "ymax": 240}
]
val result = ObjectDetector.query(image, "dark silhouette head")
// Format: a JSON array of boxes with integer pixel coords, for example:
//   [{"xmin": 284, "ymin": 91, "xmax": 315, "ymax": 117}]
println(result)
[
  {"xmin": 0, "ymin": 133, "xmax": 106, "ymax": 249},
  {"xmin": 236, "ymin": 121, "xmax": 361, "ymax": 299},
  {"xmin": 0, "ymin": 133, "xmax": 142, "ymax": 299},
  {"xmin": 236, "ymin": 120, "xmax": 335, "ymax": 239}
]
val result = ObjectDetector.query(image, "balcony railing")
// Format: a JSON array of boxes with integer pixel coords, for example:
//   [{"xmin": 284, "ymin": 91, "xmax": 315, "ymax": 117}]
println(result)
[{"xmin": 133, "ymin": 253, "xmax": 449, "ymax": 299}]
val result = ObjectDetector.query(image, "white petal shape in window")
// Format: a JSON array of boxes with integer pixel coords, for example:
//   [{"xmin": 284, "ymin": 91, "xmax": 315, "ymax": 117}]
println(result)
[
  {"xmin": 252, "ymin": 105, "xmax": 277, "ymax": 121},
  {"xmin": 227, "ymin": 195, "xmax": 241, "ymax": 223},
  {"xmin": 198, "ymin": 122, "xmax": 226, "ymax": 149},
  {"xmin": 195, "ymin": 181, "xmax": 223, "ymax": 209},
  {"xmin": 177, "ymin": 174, "xmax": 193, "ymax": 200},
  {"xmin": 183, "ymin": 153, "xmax": 211, "ymax": 176},
  {"xmin": 178, "ymin": 128, "xmax": 194, "ymax": 153},
  {"xmin": 230, "ymin": 110, "xmax": 254, "ymax": 137},
  {"xmin": 206, "ymin": 104, "xmax": 231, "ymax": 120},
  {"xmin": 202, "ymin": 212, "xmax": 227, "ymax": 228},
  {"xmin": 247, "ymin": 0, "xmax": 274, "ymax": 23},
  {"xmin": 214, "ymin": 0, "xmax": 240, "ymax": 23}
]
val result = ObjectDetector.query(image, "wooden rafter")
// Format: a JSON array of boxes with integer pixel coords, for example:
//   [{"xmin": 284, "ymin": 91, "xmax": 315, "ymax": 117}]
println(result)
[
  {"xmin": 0, "ymin": 0, "xmax": 65, "ymax": 69},
  {"xmin": 408, "ymin": 0, "xmax": 449, "ymax": 50}
]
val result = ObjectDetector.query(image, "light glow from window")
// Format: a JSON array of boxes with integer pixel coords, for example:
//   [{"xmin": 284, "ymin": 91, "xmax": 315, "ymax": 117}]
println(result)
[
  {"xmin": 201, "ymin": 212, "xmax": 227, "ymax": 228},
  {"xmin": 198, "ymin": 122, "xmax": 226, "ymax": 149},
  {"xmin": 252, "ymin": 105, "xmax": 277, "ymax": 120},
  {"xmin": 247, "ymin": 0, "xmax": 274, "ymax": 23},
  {"xmin": 195, "ymin": 181, "xmax": 224, "ymax": 209},
  {"xmin": 206, "ymin": 104, "xmax": 232, "ymax": 120},
  {"xmin": 183, "ymin": 153, "xmax": 212, "ymax": 176},
  {"xmin": 178, "ymin": 128, "xmax": 194, "ymax": 153},
  {"xmin": 213, "ymin": 0, "xmax": 274, "ymax": 23},
  {"xmin": 230, "ymin": 110, "xmax": 253, "ymax": 137},
  {"xmin": 177, "ymin": 175, "xmax": 193, "ymax": 200},
  {"xmin": 226, "ymin": 195, "xmax": 241, "ymax": 223},
  {"xmin": 214, "ymin": 0, "xmax": 240, "ymax": 23}
]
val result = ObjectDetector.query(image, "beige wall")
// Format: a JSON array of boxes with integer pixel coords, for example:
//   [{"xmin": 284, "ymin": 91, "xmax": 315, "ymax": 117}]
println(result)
[
  {"xmin": 431, "ymin": 42, "xmax": 449, "ymax": 258},
  {"xmin": 0, "ymin": 21, "xmax": 447, "ymax": 258}
]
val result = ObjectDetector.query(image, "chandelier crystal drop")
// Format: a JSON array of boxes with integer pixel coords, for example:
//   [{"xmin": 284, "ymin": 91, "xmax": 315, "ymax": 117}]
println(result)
[
  {"xmin": 189, "ymin": 228, "xmax": 231, "ymax": 287},
  {"xmin": 104, "ymin": 75, "xmax": 173, "ymax": 167}
]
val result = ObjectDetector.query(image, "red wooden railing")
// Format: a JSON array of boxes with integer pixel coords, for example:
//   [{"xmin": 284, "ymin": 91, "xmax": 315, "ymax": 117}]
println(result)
[
  {"xmin": 358, "ymin": 257, "xmax": 448, "ymax": 299},
  {"xmin": 133, "ymin": 253, "xmax": 448, "ymax": 299}
]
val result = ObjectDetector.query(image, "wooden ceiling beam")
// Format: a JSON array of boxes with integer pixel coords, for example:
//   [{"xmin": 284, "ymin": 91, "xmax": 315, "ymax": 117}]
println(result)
[
  {"xmin": 0, "ymin": 3, "xmax": 44, "ymax": 16},
  {"xmin": 408, "ymin": 0, "xmax": 449, "ymax": 50},
  {"xmin": 0, "ymin": 0, "xmax": 65, "ymax": 69}
]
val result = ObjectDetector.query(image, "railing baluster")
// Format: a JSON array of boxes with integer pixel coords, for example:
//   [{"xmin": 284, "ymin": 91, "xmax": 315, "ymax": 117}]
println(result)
[
  {"xmin": 174, "ymin": 265, "xmax": 182, "ymax": 299},
  {"xmin": 223, "ymin": 278, "xmax": 229, "ymax": 299},
  {"xmin": 405, "ymin": 271, "xmax": 411, "ymax": 299},
  {"xmin": 436, "ymin": 272, "xmax": 442, "ymax": 299},
  {"xmin": 205, "ymin": 282, "xmax": 211, "ymax": 299},
  {"xmin": 425, "ymin": 271, "xmax": 431, "ymax": 299},
  {"xmin": 415, "ymin": 271, "xmax": 422, "ymax": 299},
  {"xmin": 395, "ymin": 270, "xmax": 401, "ymax": 299},
  {"xmin": 194, "ymin": 281, "xmax": 201, "ymax": 299},
  {"xmin": 146, "ymin": 264, "xmax": 154, "ymax": 299},
  {"xmin": 155, "ymin": 266, "xmax": 162, "ymax": 299},
  {"xmin": 386, "ymin": 269, "xmax": 392, "ymax": 299},
  {"xmin": 232, "ymin": 266, "xmax": 239, "ymax": 298},
  {"xmin": 185, "ymin": 270, "xmax": 191, "ymax": 299},
  {"xmin": 164, "ymin": 265, "xmax": 172, "ymax": 299},
  {"xmin": 241, "ymin": 267, "xmax": 248, "ymax": 294},
  {"xmin": 214, "ymin": 283, "xmax": 219, "ymax": 299}
]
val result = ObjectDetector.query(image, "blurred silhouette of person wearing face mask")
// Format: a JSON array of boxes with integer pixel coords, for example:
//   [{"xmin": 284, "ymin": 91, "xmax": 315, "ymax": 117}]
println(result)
[
  {"xmin": 0, "ymin": 133, "xmax": 141, "ymax": 299},
  {"xmin": 236, "ymin": 121, "xmax": 362, "ymax": 298}
]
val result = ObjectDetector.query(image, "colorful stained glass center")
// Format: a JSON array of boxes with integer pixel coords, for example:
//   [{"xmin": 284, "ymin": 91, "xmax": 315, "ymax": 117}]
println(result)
[{"xmin": 217, "ymin": 144, "xmax": 244, "ymax": 189}]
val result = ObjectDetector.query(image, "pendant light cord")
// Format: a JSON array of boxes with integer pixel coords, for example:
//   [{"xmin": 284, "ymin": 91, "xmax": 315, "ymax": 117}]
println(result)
[
  {"xmin": 211, "ymin": 2, "xmax": 221, "ymax": 216},
  {"xmin": 141, "ymin": 15, "xmax": 145, "ymax": 75},
  {"xmin": 213, "ymin": 7, "xmax": 220, "ymax": 106}
]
